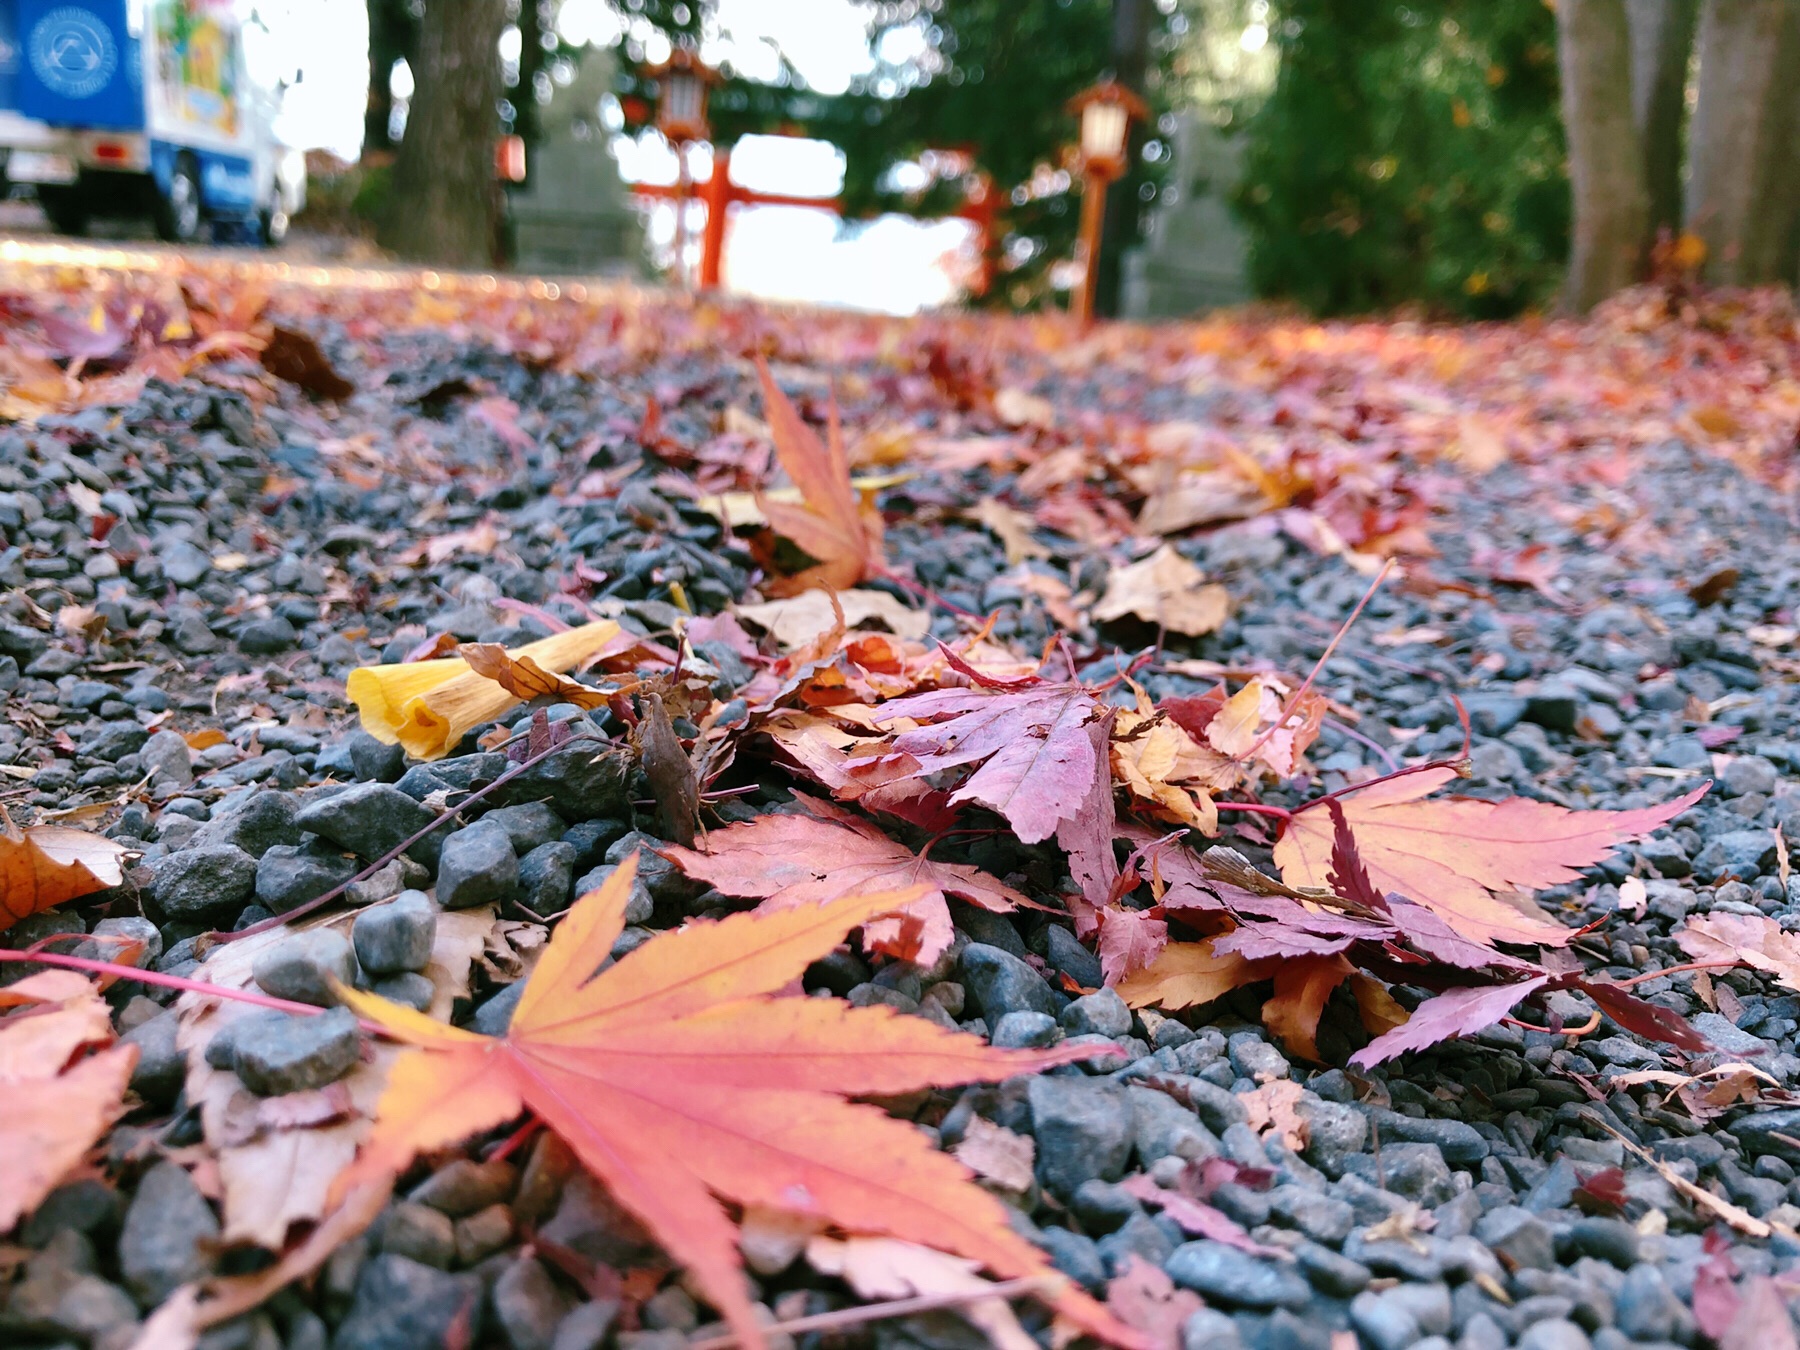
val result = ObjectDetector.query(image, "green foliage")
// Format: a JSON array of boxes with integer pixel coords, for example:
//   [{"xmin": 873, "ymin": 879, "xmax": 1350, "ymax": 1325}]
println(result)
[
  {"xmin": 1236, "ymin": 0, "xmax": 1568, "ymax": 317},
  {"xmin": 824, "ymin": 1, "xmax": 1174, "ymax": 309}
]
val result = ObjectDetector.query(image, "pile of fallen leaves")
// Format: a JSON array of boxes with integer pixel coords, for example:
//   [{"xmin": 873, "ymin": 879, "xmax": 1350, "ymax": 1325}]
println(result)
[{"xmin": 2, "ymin": 248, "xmax": 1789, "ymax": 1346}]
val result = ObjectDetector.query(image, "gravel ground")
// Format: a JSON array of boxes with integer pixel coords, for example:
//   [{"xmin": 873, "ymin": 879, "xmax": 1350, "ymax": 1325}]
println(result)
[{"xmin": 1, "ymin": 254, "xmax": 1798, "ymax": 1350}]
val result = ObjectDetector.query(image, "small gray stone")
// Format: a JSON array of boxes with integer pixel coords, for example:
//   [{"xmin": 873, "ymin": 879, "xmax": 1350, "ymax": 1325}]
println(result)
[
  {"xmin": 239, "ymin": 616, "xmax": 298, "ymax": 653},
  {"xmin": 44, "ymin": 1273, "xmax": 138, "ymax": 1340},
  {"xmin": 410, "ymin": 1159, "xmax": 517, "ymax": 1217},
  {"xmin": 161, "ymin": 540, "xmax": 212, "ymax": 587},
  {"xmin": 1339, "ymin": 1143, "xmax": 1454, "ymax": 1204},
  {"xmin": 256, "ymin": 842, "xmax": 360, "ymax": 914},
  {"xmin": 140, "ymin": 729, "xmax": 194, "ymax": 788},
  {"xmin": 1173, "ymin": 1076, "xmax": 1249, "ymax": 1135},
  {"xmin": 253, "ymin": 928, "xmax": 358, "ymax": 1006},
  {"xmin": 492, "ymin": 1256, "xmax": 572, "ymax": 1350},
  {"xmin": 1474, "ymin": 1205, "xmax": 1556, "ymax": 1271},
  {"xmin": 83, "ymin": 916, "xmax": 162, "ymax": 967},
  {"xmin": 1127, "ymin": 1086, "xmax": 1219, "ymax": 1165},
  {"xmin": 1366, "ymin": 1109, "xmax": 1490, "ymax": 1164},
  {"xmin": 1614, "ymin": 1263, "xmax": 1691, "ymax": 1343},
  {"xmin": 381, "ymin": 1202, "xmax": 456, "ymax": 1269},
  {"xmin": 317, "ymin": 731, "xmax": 407, "ymax": 784},
  {"xmin": 331, "ymin": 1254, "xmax": 482, "ymax": 1350},
  {"xmin": 1295, "ymin": 1240, "xmax": 1370, "ymax": 1297},
  {"xmin": 1180, "ymin": 1308, "xmax": 1244, "ymax": 1350},
  {"xmin": 1515, "ymin": 1320, "xmax": 1592, "ymax": 1350},
  {"xmin": 354, "ymin": 891, "xmax": 438, "ymax": 974},
  {"xmin": 436, "ymin": 819, "xmax": 519, "ymax": 909},
  {"xmin": 1350, "ymin": 1289, "xmax": 1420, "ymax": 1350},
  {"xmin": 960, "ymin": 943, "xmax": 1057, "ymax": 1020},
  {"xmin": 1097, "ymin": 1211, "xmax": 1175, "ymax": 1276},
  {"xmin": 1027, "ymin": 1075, "xmax": 1132, "ymax": 1198},
  {"xmin": 551, "ymin": 1301, "xmax": 620, "ymax": 1350},
  {"xmin": 192, "ymin": 791, "xmax": 302, "ymax": 858},
  {"xmin": 294, "ymin": 783, "xmax": 442, "ymax": 867},
  {"xmin": 1690, "ymin": 1011, "xmax": 1767, "ymax": 1055},
  {"xmin": 1270, "ymin": 1186, "xmax": 1355, "ymax": 1245},
  {"xmin": 1567, "ymin": 1217, "xmax": 1638, "ymax": 1268},
  {"xmin": 483, "ymin": 802, "xmax": 566, "ymax": 855},
  {"xmin": 1227, "ymin": 1032, "xmax": 1289, "ymax": 1082},
  {"xmin": 373, "ymin": 972, "xmax": 436, "ymax": 1011},
  {"xmin": 119, "ymin": 1161, "xmax": 219, "ymax": 1305},
  {"xmin": 1035, "ymin": 1226, "xmax": 1108, "ymax": 1293},
  {"xmin": 991, "ymin": 1010, "xmax": 1060, "ymax": 1048},
  {"xmin": 1045, "ymin": 923, "xmax": 1104, "ymax": 987},
  {"xmin": 1164, "ymin": 1240, "xmax": 1311, "ymax": 1309},
  {"xmin": 1060, "ymin": 987, "xmax": 1132, "ymax": 1038},
  {"xmin": 151, "ymin": 844, "xmax": 257, "ymax": 919},
  {"xmin": 122, "ymin": 1009, "xmax": 185, "ymax": 1109},
  {"xmin": 233, "ymin": 1007, "xmax": 361, "ymax": 1096},
  {"xmin": 518, "ymin": 841, "xmax": 577, "ymax": 912}
]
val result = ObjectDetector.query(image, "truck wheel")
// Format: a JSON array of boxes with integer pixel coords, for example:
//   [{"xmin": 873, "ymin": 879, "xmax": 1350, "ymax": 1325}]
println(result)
[
  {"xmin": 153, "ymin": 155, "xmax": 203, "ymax": 243},
  {"xmin": 37, "ymin": 187, "xmax": 87, "ymax": 236},
  {"xmin": 260, "ymin": 203, "xmax": 289, "ymax": 247}
]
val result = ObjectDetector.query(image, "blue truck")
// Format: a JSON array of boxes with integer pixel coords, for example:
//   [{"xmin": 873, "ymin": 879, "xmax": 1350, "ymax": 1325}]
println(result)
[{"xmin": 0, "ymin": 0, "xmax": 305, "ymax": 243}]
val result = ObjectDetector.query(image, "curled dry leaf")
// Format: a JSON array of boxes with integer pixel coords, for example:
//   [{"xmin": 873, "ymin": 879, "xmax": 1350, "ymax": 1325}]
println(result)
[
  {"xmin": 0, "ymin": 816, "xmax": 129, "ymax": 932},
  {"xmin": 754, "ymin": 358, "xmax": 886, "ymax": 595},
  {"xmin": 346, "ymin": 619, "xmax": 620, "ymax": 760},
  {"xmin": 1678, "ymin": 912, "xmax": 1800, "ymax": 992},
  {"xmin": 1275, "ymin": 769, "xmax": 1708, "ymax": 947},
  {"xmin": 970, "ymin": 497, "xmax": 1050, "ymax": 566},
  {"xmin": 1350, "ymin": 976, "xmax": 1552, "ymax": 1070},
  {"xmin": 637, "ymin": 692, "xmax": 700, "ymax": 849},
  {"xmin": 332, "ymin": 855, "xmax": 1136, "ymax": 1350},
  {"xmin": 0, "ymin": 971, "xmax": 137, "ymax": 1231},
  {"xmin": 259, "ymin": 325, "xmax": 354, "ymax": 401},
  {"xmin": 1240, "ymin": 1080, "xmax": 1310, "ymax": 1152},
  {"xmin": 952, "ymin": 1116, "xmax": 1036, "ymax": 1194},
  {"xmin": 806, "ymin": 1236, "xmax": 1041, "ymax": 1350},
  {"xmin": 735, "ymin": 588, "xmax": 929, "ymax": 650},
  {"xmin": 1091, "ymin": 545, "xmax": 1230, "ymax": 638},
  {"xmin": 1105, "ymin": 1255, "xmax": 1204, "ymax": 1350},
  {"xmin": 1116, "ymin": 938, "xmax": 1271, "ymax": 1014},
  {"xmin": 660, "ymin": 792, "xmax": 1028, "ymax": 967},
  {"xmin": 457, "ymin": 643, "xmax": 609, "ymax": 710}
]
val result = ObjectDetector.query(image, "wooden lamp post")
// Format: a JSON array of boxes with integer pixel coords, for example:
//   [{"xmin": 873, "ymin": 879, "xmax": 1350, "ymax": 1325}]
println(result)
[
  {"xmin": 645, "ymin": 47, "xmax": 718, "ymax": 288},
  {"xmin": 1068, "ymin": 80, "xmax": 1148, "ymax": 326}
]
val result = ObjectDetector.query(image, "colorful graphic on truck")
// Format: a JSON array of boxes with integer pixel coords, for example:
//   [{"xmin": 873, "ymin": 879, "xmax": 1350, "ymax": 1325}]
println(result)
[
  {"xmin": 150, "ymin": 0, "xmax": 236, "ymax": 138},
  {"xmin": 14, "ymin": 1, "xmax": 143, "ymax": 129}
]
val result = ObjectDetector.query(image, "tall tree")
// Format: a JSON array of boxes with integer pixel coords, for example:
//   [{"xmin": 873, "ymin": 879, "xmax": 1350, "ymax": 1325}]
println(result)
[
  {"xmin": 1557, "ymin": 0, "xmax": 1648, "ymax": 310},
  {"xmin": 1686, "ymin": 0, "xmax": 1800, "ymax": 284},
  {"xmin": 379, "ymin": 0, "xmax": 505, "ymax": 266},
  {"xmin": 365, "ymin": 0, "xmax": 421, "ymax": 157},
  {"xmin": 1626, "ymin": 0, "xmax": 1696, "ymax": 236}
]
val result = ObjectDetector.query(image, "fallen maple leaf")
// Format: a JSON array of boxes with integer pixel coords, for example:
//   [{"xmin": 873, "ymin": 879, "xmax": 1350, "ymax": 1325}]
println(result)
[
  {"xmin": 806, "ymin": 1235, "xmax": 1042, "ymax": 1350},
  {"xmin": 952, "ymin": 1117, "xmax": 1036, "ymax": 1194},
  {"xmin": 1679, "ymin": 912, "xmax": 1800, "ymax": 992},
  {"xmin": 1240, "ymin": 1079, "xmax": 1310, "ymax": 1152},
  {"xmin": 1349, "ymin": 976, "xmax": 1551, "ymax": 1069},
  {"xmin": 1116, "ymin": 937, "xmax": 1272, "ymax": 1012},
  {"xmin": 1262, "ymin": 955, "xmax": 1354, "ymax": 1063},
  {"xmin": 660, "ymin": 792, "xmax": 1030, "ymax": 965},
  {"xmin": 754, "ymin": 359, "xmax": 886, "ymax": 595},
  {"xmin": 1091, "ymin": 545, "xmax": 1230, "ymax": 637},
  {"xmin": 735, "ymin": 588, "xmax": 928, "ymax": 650},
  {"xmin": 0, "ymin": 970, "xmax": 137, "ymax": 1230},
  {"xmin": 0, "ymin": 816, "xmax": 129, "ymax": 932},
  {"xmin": 333, "ymin": 855, "xmax": 1135, "ymax": 1349},
  {"xmin": 458, "ymin": 643, "xmax": 609, "ymax": 709},
  {"xmin": 970, "ymin": 497, "xmax": 1050, "ymax": 566},
  {"xmin": 260, "ymin": 325, "xmax": 354, "ymax": 400},
  {"xmin": 1105, "ymin": 1255, "xmax": 1204, "ymax": 1350},
  {"xmin": 846, "ymin": 676, "xmax": 1108, "ymax": 844},
  {"xmin": 1274, "ymin": 769, "xmax": 1709, "ymax": 946}
]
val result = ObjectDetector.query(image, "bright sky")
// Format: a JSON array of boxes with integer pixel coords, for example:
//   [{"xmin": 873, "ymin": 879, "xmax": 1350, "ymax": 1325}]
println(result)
[{"xmin": 263, "ymin": 0, "xmax": 961, "ymax": 314}]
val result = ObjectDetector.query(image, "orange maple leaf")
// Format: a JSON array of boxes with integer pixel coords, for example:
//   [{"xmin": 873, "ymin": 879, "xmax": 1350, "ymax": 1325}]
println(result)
[
  {"xmin": 0, "ymin": 817, "xmax": 129, "ymax": 933},
  {"xmin": 334, "ymin": 854, "xmax": 1138, "ymax": 1350},
  {"xmin": 1273, "ymin": 768, "xmax": 1708, "ymax": 946},
  {"xmin": 754, "ymin": 358, "xmax": 886, "ymax": 595},
  {"xmin": 0, "ymin": 971, "xmax": 138, "ymax": 1230}
]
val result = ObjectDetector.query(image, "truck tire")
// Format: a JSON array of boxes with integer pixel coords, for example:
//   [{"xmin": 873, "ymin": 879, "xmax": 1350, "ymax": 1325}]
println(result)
[
  {"xmin": 37, "ymin": 186, "xmax": 87, "ymax": 236},
  {"xmin": 153, "ymin": 155, "xmax": 203, "ymax": 243},
  {"xmin": 260, "ymin": 202, "xmax": 289, "ymax": 247}
]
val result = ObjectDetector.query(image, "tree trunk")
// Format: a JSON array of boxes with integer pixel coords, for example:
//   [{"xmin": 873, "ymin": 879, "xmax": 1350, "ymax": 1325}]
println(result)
[
  {"xmin": 1626, "ymin": 0, "xmax": 1696, "ymax": 235},
  {"xmin": 1687, "ymin": 0, "xmax": 1800, "ymax": 284},
  {"xmin": 379, "ymin": 0, "xmax": 504, "ymax": 266},
  {"xmin": 1093, "ymin": 0, "xmax": 1151, "ymax": 320},
  {"xmin": 364, "ymin": 0, "xmax": 420, "ymax": 157},
  {"xmin": 1558, "ymin": 0, "xmax": 1650, "ymax": 311}
]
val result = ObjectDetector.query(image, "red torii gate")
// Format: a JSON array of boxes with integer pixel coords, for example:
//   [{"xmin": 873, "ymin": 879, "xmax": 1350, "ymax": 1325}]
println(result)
[{"xmin": 631, "ymin": 144, "xmax": 998, "ymax": 296}]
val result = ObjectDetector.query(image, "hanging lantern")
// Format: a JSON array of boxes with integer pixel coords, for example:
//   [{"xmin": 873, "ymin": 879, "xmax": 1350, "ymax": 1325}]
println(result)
[{"xmin": 645, "ymin": 47, "xmax": 718, "ymax": 147}]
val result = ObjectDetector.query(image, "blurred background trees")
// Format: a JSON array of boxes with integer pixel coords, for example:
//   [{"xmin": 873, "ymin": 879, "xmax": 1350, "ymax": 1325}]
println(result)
[{"xmin": 357, "ymin": 0, "xmax": 1800, "ymax": 316}]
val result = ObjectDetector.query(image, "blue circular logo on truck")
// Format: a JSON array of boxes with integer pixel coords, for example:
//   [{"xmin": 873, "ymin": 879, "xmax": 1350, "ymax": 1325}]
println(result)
[{"xmin": 29, "ymin": 7, "xmax": 117, "ymax": 99}]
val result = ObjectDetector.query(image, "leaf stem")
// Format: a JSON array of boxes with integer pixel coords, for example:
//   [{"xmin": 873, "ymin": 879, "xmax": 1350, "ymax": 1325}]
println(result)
[
  {"xmin": 0, "ymin": 948, "xmax": 335, "ymax": 1019},
  {"xmin": 876, "ymin": 565, "xmax": 984, "ymax": 622},
  {"xmin": 1289, "ymin": 756, "xmax": 1470, "ymax": 818},
  {"xmin": 685, "ymin": 1276, "xmax": 1057, "ymax": 1350},
  {"xmin": 1213, "ymin": 801, "xmax": 1295, "ymax": 821},
  {"xmin": 1606, "ymin": 958, "xmax": 1741, "ymax": 989},
  {"xmin": 1241, "ymin": 557, "xmax": 1393, "ymax": 768}
]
